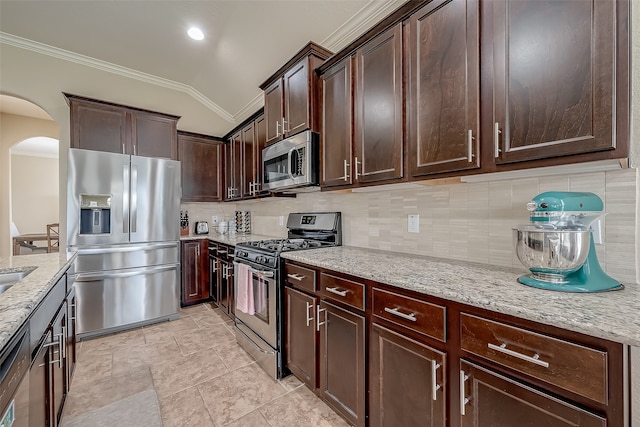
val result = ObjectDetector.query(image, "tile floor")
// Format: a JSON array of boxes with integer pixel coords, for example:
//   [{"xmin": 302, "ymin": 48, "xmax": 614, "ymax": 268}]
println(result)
[{"xmin": 60, "ymin": 302, "xmax": 349, "ymax": 427}]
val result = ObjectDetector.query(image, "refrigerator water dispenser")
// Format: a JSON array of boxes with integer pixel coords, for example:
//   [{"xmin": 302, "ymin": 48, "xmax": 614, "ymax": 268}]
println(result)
[{"xmin": 79, "ymin": 194, "xmax": 111, "ymax": 234}]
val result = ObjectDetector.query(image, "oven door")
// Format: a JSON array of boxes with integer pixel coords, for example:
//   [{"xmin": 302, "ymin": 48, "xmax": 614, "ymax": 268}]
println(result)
[{"xmin": 233, "ymin": 260, "xmax": 278, "ymax": 349}]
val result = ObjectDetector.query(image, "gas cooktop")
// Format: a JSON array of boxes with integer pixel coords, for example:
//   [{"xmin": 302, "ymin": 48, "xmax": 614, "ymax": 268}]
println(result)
[{"xmin": 237, "ymin": 238, "xmax": 330, "ymax": 253}]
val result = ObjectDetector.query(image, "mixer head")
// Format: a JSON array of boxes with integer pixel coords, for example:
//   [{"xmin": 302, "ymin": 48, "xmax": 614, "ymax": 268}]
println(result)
[{"xmin": 526, "ymin": 191, "xmax": 604, "ymax": 229}]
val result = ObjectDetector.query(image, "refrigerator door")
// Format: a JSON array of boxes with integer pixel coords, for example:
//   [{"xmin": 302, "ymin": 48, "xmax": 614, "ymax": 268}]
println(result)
[
  {"xmin": 129, "ymin": 155, "xmax": 181, "ymax": 243},
  {"xmin": 67, "ymin": 149, "xmax": 130, "ymax": 246},
  {"xmin": 73, "ymin": 263, "xmax": 180, "ymax": 339}
]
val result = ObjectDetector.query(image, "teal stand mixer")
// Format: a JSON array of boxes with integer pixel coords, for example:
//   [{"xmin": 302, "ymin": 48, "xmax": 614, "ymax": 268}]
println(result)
[{"xmin": 513, "ymin": 191, "xmax": 623, "ymax": 292}]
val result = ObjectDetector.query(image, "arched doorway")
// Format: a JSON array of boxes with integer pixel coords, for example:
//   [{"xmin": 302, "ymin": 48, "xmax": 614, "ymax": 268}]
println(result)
[{"xmin": 0, "ymin": 94, "xmax": 60, "ymax": 257}]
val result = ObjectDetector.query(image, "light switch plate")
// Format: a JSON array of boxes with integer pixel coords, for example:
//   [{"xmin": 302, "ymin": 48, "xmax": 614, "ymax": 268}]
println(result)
[
  {"xmin": 408, "ymin": 214, "xmax": 419, "ymax": 233},
  {"xmin": 279, "ymin": 216, "xmax": 284, "ymax": 226}
]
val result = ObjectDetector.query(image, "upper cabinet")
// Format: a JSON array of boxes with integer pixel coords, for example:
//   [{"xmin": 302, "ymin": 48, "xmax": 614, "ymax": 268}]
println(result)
[
  {"xmin": 354, "ymin": 23, "xmax": 404, "ymax": 184},
  {"xmin": 488, "ymin": 0, "xmax": 624, "ymax": 165},
  {"xmin": 177, "ymin": 132, "xmax": 223, "ymax": 203},
  {"xmin": 408, "ymin": 0, "xmax": 480, "ymax": 177},
  {"xmin": 225, "ymin": 131, "xmax": 243, "ymax": 201},
  {"xmin": 260, "ymin": 42, "xmax": 332, "ymax": 146},
  {"xmin": 65, "ymin": 93, "xmax": 179, "ymax": 160}
]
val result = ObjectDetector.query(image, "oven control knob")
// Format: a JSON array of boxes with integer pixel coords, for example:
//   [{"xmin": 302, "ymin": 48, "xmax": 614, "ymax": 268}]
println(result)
[
  {"xmin": 256, "ymin": 256, "xmax": 264, "ymax": 263},
  {"xmin": 238, "ymin": 251, "xmax": 248, "ymax": 258}
]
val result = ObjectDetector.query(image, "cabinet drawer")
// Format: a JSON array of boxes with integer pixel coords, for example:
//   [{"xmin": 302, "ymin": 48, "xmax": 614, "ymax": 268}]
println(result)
[
  {"xmin": 372, "ymin": 288, "xmax": 446, "ymax": 342},
  {"xmin": 460, "ymin": 313, "xmax": 607, "ymax": 404},
  {"xmin": 285, "ymin": 263, "xmax": 316, "ymax": 293},
  {"xmin": 320, "ymin": 272, "xmax": 365, "ymax": 310}
]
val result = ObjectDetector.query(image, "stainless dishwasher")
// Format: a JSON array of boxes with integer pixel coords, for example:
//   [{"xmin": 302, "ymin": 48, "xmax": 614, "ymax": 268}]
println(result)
[{"xmin": 0, "ymin": 324, "xmax": 30, "ymax": 426}]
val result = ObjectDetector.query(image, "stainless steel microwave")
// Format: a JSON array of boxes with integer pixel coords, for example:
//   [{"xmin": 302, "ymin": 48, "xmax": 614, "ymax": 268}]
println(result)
[{"xmin": 262, "ymin": 130, "xmax": 319, "ymax": 192}]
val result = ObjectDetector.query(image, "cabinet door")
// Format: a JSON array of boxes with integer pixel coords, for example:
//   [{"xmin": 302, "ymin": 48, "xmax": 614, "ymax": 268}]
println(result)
[
  {"xmin": 30, "ymin": 335, "xmax": 51, "ymax": 427},
  {"xmin": 209, "ymin": 254, "xmax": 218, "ymax": 302},
  {"xmin": 65, "ymin": 289, "xmax": 77, "ymax": 391},
  {"xmin": 217, "ymin": 259, "xmax": 233, "ymax": 318},
  {"xmin": 354, "ymin": 23, "xmax": 404, "ymax": 184},
  {"xmin": 459, "ymin": 360, "xmax": 606, "ymax": 427},
  {"xmin": 178, "ymin": 134, "xmax": 223, "ymax": 202},
  {"xmin": 131, "ymin": 112, "xmax": 177, "ymax": 159},
  {"xmin": 70, "ymin": 100, "xmax": 128, "ymax": 154},
  {"xmin": 409, "ymin": 0, "xmax": 480, "ymax": 176},
  {"xmin": 181, "ymin": 240, "xmax": 209, "ymax": 305},
  {"xmin": 321, "ymin": 58, "xmax": 353, "ymax": 188},
  {"xmin": 490, "ymin": 0, "xmax": 617, "ymax": 164},
  {"xmin": 319, "ymin": 300, "xmax": 366, "ymax": 427},
  {"xmin": 264, "ymin": 79, "xmax": 284, "ymax": 145},
  {"xmin": 370, "ymin": 323, "xmax": 446, "ymax": 427},
  {"xmin": 51, "ymin": 304, "xmax": 67, "ymax": 426},
  {"xmin": 254, "ymin": 114, "xmax": 268, "ymax": 196},
  {"xmin": 283, "ymin": 58, "xmax": 310, "ymax": 137},
  {"xmin": 242, "ymin": 122, "xmax": 255, "ymax": 197},
  {"xmin": 285, "ymin": 287, "xmax": 317, "ymax": 388}
]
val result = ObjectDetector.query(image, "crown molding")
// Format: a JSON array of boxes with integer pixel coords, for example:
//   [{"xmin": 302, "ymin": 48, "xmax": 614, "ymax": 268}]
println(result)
[
  {"xmin": 321, "ymin": 0, "xmax": 407, "ymax": 51},
  {"xmin": 0, "ymin": 31, "xmax": 236, "ymax": 123}
]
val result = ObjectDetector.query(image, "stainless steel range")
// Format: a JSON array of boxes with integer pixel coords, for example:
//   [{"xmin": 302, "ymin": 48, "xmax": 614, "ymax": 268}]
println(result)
[{"xmin": 233, "ymin": 212, "xmax": 341, "ymax": 379}]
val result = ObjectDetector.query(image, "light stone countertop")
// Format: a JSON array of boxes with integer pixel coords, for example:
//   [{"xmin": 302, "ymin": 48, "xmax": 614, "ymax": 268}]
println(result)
[
  {"xmin": 281, "ymin": 246, "xmax": 640, "ymax": 346},
  {"xmin": 180, "ymin": 233, "xmax": 280, "ymax": 246},
  {"xmin": 0, "ymin": 252, "xmax": 77, "ymax": 352}
]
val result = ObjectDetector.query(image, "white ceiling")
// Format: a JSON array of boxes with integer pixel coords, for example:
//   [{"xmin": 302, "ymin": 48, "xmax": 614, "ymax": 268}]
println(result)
[{"xmin": 0, "ymin": 0, "xmax": 406, "ymax": 137}]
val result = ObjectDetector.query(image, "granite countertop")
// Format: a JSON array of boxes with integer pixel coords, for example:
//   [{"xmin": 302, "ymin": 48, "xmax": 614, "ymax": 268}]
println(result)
[
  {"xmin": 281, "ymin": 246, "xmax": 640, "ymax": 346},
  {"xmin": 0, "ymin": 252, "xmax": 77, "ymax": 351},
  {"xmin": 180, "ymin": 233, "xmax": 279, "ymax": 246}
]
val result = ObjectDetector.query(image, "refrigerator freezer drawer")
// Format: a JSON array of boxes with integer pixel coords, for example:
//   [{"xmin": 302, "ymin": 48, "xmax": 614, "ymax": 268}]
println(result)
[
  {"xmin": 73, "ymin": 242, "xmax": 179, "ymax": 272},
  {"xmin": 74, "ymin": 263, "xmax": 179, "ymax": 338}
]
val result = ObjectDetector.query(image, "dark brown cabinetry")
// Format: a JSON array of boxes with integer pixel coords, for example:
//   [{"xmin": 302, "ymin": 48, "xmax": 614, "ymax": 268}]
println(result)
[
  {"xmin": 180, "ymin": 239, "xmax": 210, "ymax": 306},
  {"xmin": 321, "ymin": 58, "xmax": 353, "ymax": 188},
  {"xmin": 408, "ymin": 0, "xmax": 480, "ymax": 177},
  {"xmin": 213, "ymin": 243, "xmax": 234, "ymax": 319},
  {"xmin": 459, "ymin": 360, "xmax": 606, "ymax": 427},
  {"xmin": 284, "ymin": 287, "xmax": 317, "ymax": 388},
  {"xmin": 370, "ymin": 324, "xmax": 446, "ymax": 427},
  {"xmin": 487, "ymin": 0, "xmax": 623, "ymax": 165},
  {"xmin": 225, "ymin": 132, "xmax": 243, "ymax": 200},
  {"xmin": 354, "ymin": 23, "xmax": 404, "ymax": 184},
  {"xmin": 224, "ymin": 113, "xmax": 266, "ymax": 201},
  {"xmin": 65, "ymin": 94, "xmax": 179, "ymax": 159},
  {"xmin": 260, "ymin": 43, "xmax": 332, "ymax": 146},
  {"xmin": 177, "ymin": 132, "xmax": 224, "ymax": 202}
]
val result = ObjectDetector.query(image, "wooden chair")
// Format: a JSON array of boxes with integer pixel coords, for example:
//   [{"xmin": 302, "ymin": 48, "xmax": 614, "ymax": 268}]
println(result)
[{"xmin": 47, "ymin": 223, "xmax": 59, "ymax": 252}]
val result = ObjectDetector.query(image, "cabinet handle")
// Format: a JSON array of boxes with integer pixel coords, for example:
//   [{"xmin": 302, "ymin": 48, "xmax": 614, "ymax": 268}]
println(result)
[
  {"xmin": 133, "ymin": 144, "xmax": 137, "ymax": 156},
  {"xmin": 276, "ymin": 120, "xmax": 281, "ymax": 137},
  {"xmin": 494, "ymin": 122, "xmax": 502, "ymax": 158},
  {"xmin": 354, "ymin": 157, "xmax": 361, "ymax": 180},
  {"xmin": 282, "ymin": 118, "xmax": 289, "ymax": 133},
  {"xmin": 467, "ymin": 130, "xmax": 474, "ymax": 163},
  {"xmin": 61, "ymin": 326, "xmax": 66, "ymax": 359},
  {"xmin": 460, "ymin": 370, "xmax": 470, "ymax": 415},
  {"xmin": 305, "ymin": 302, "xmax": 314, "ymax": 327},
  {"xmin": 384, "ymin": 307, "xmax": 417, "ymax": 322},
  {"xmin": 431, "ymin": 360, "xmax": 441, "ymax": 401},
  {"xmin": 218, "ymin": 250, "xmax": 228, "ymax": 255},
  {"xmin": 325, "ymin": 287, "xmax": 348, "ymax": 297},
  {"xmin": 316, "ymin": 306, "xmax": 326, "ymax": 331},
  {"xmin": 249, "ymin": 182, "xmax": 254, "ymax": 196},
  {"xmin": 122, "ymin": 143, "xmax": 125, "ymax": 154},
  {"xmin": 287, "ymin": 273, "xmax": 306, "ymax": 281},
  {"xmin": 488, "ymin": 342, "xmax": 550, "ymax": 368},
  {"xmin": 222, "ymin": 265, "xmax": 227, "ymax": 279},
  {"xmin": 341, "ymin": 159, "xmax": 351, "ymax": 181}
]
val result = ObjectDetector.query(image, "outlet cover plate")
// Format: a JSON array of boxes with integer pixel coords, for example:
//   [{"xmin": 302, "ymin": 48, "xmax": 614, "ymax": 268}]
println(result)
[{"xmin": 408, "ymin": 214, "xmax": 419, "ymax": 233}]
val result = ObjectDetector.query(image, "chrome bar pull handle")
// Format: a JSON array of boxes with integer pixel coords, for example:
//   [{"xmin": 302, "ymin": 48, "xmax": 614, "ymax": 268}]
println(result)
[
  {"xmin": 325, "ymin": 287, "xmax": 348, "ymax": 297},
  {"xmin": 305, "ymin": 302, "xmax": 314, "ymax": 327},
  {"xmin": 384, "ymin": 307, "xmax": 417, "ymax": 322},
  {"xmin": 343, "ymin": 159, "xmax": 351, "ymax": 181},
  {"xmin": 431, "ymin": 360, "xmax": 441, "ymax": 400},
  {"xmin": 287, "ymin": 273, "xmax": 305, "ymax": 281},
  {"xmin": 122, "ymin": 143, "xmax": 125, "ymax": 154},
  {"xmin": 460, "ymin": 370, "xmax": 470, "ymax": 415},
  {"xmin": 248, "ymin": 267, "xmax": 274, "ymax": 278},
  {"xmin": 488, "ymin": 342, "xmax": 550, "ymax": 368},
  {"xmin": 467, "ymin": 129, "xmax": 474, "ymax": 162},
  {"xmin": 316, "ymin": 306, "xmax": 327, "ymax": 331},
  {"xmin": 123, "ymin": 166, "xmax": 130, "ymax": 233},
  {"xmin": 355, "ymin": 157, "xmax": 361, "ymax": 180},
  {"xmin": 276, "ymin": 120, "xmax": 281, "ymax": 137},
  {"xmin": 282, "ymin": 118, "xmax": 289, "ymax": 133},
  {"xmin": 131, "ymin": 166, "xmax": 138, "ymax": 233},
  {"xmin": 494, "ymin": 122, "xmax": 502, "ymax": 158}
]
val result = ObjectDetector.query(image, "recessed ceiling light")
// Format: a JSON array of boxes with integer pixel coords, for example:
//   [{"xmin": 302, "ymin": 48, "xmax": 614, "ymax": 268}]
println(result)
[{"xmin": 187, "ymin": 27, "xmax": 204, "ymax": 41}]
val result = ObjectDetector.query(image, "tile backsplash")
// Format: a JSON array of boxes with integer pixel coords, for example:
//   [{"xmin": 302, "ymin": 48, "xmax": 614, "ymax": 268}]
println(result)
[{"xmin": 183, "ymin": 167, "xmax": 638, "ymax": 285}]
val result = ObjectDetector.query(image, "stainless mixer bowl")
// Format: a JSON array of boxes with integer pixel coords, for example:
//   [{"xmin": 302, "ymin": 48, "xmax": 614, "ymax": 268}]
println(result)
[{"xmin": 513, "ymin": 227, "xmax": 592, "ymax": 274}]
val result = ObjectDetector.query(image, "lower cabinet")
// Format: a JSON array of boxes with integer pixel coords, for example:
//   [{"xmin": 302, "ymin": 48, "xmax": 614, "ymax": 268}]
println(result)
[
  {"xmin": 318, "ymin": 300, "xmax": 366, "ymax": 427},
  {"xmin": 459, "ymin": 360, "xmax": 606, "ymax": 427},
  {"xmin": 214, "ymin": 244, "xmax": 234, "ymax": 319},
  {"xmin": 180, "ymin": 239, "xmax": 210, "ymax": 306},
  {"xmin": 369, "ymin": 323, "xmax": 446, "ymax": 427},
  {"xmin": 284, "ymin": 287, "xmax": 317, "ymax": 388}
]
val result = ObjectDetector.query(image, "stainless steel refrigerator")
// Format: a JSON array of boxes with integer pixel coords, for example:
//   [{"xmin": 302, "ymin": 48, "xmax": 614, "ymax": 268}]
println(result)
[{"xmin": 67, "ymin": 148, "xmax": 181, "ymax": 339}]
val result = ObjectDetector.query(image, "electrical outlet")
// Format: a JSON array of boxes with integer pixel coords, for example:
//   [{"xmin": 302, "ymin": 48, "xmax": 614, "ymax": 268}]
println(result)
[
  {"xmin": 211, "ymin": 215, "xmax": 219, "ymax": 224},
  {"xmin": 279, "ymin": 216, "xmax": 284, "ymax": 226},
  {"xmin": 408, "ymin": 214, "xmax": 419, "ymax": 233}
]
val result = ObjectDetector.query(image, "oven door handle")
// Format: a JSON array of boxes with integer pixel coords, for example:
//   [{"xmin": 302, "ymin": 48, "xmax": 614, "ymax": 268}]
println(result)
[{"xmin": 248, "ymin": 267, "xmax": 274, "ymax": 278}]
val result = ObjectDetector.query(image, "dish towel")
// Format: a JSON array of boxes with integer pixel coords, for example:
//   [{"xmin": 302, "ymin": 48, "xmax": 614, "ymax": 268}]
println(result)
[
  {"xmin": 235, "ymin": 263, "xmax": 255, "ymax": 315},
  {"xmin": 254, "ymin": 274, "xmax": 267, "ymax": 314}
]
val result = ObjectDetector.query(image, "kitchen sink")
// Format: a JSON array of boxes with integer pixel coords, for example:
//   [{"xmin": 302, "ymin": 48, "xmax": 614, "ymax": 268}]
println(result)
[{"xmin": 0, "ymin": 269, "xmax": 34, "ymax": 295}]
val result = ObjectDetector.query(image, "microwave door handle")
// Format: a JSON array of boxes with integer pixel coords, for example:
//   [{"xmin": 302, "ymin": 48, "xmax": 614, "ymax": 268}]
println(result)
[{"xmin": 288, "ymin": 148, "xmax": 295, "ymax": 180}]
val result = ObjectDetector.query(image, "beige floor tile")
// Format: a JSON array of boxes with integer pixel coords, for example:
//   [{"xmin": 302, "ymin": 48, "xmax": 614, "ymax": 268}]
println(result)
[
  {"xmin": 176, "ymin": 324, "xmax": 235, "ymax": 355},
  {"xmin": 151, "ymin": 347, "xmax": 230, "ymax": 398},
  {"xmin": 78, "ymin": 328, "xmax": 145, "ymax": 357},
  {"xmin": 213, "ymin": 340, "xmax": 255, "ymax": 371},
  {"xmin": 158, "ymin": 387, "xmax": 215, "ymax": 427},
  {"xmin": 70, "ymin": 352, "xmax": 112, "ymax": 388},
  {"xmin": 278, "ymin": 374, "xmax": 304, "ymax": 392},
  {"xmin": 190, "ymin": 309, "xmax": 229, "ymax": 328},
  {"xmin": 222, "ymin": 409, "xmax": 270, "ymax": 427},
  {"xmin": 260, "ymin": 386, "xmax": 349, "ymax": 427},
  {"xmin": 143, "ymin": 317, "xmax": 200, "ymax": 344},
  {"xmin": 63, "ymin": 367, "xmax": 154, "ymax": 418},
  {"xmin": 199, "ymin": 363, "xmax": 288, "ymax": 426},
  {"xmin": 111, "ymin": 339, "xmax": 181, "ymax": 376},
  {"xmin": 180, "ymin": 303, "xmax": 212, "ymax": 315}
]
